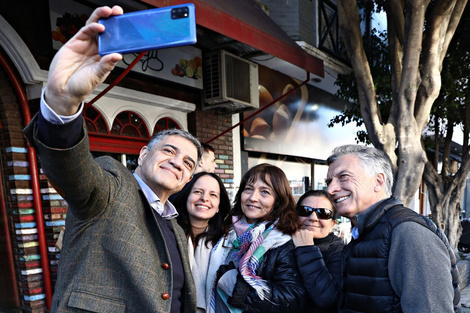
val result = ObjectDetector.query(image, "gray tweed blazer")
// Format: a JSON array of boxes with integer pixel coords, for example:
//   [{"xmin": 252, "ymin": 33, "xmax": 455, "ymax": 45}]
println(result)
[{"xmin": 23, "ymin": 116, "xmax": 197, "ymax": 313}]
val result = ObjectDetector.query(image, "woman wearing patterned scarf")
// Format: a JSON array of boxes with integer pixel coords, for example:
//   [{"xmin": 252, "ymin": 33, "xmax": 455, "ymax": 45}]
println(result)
[{"xmin": 205, "ymin": 163, "xmax": 306, "ymax": 313}]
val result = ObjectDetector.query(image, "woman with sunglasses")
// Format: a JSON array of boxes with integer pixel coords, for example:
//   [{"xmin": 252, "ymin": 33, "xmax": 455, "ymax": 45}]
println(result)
[
  {"xmin": 293, "ymin": 189, "xmax": 344, "ymax": 313},
  {"xmin": 206, "ymin": 163, "xmax": 305, "ymax": 313},
  {"xmin": 172, "ymin": 172, "xmax": 231, "ymax": 313}
]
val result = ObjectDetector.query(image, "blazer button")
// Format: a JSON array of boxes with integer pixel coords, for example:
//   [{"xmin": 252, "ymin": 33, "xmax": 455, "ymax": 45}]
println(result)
[
  {"xmin": 161, "ymin": 263, "xmax": 170, "ymax": 270},
  {"xmin": 161, "ymin": 293, "xmax": 170, "ymax": 300}
]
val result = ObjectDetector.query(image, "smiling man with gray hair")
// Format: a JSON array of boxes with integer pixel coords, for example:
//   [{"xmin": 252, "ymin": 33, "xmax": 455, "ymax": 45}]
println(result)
[{"xmin": 326, "ymin": 144, "xmax": 460, "ymax": 313}]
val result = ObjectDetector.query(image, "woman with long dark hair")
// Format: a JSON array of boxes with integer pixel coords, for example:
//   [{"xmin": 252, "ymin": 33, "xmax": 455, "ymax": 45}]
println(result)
[
  {"xmin": 172, "ymin": 172, "xmax": 231, "ymax": 313},
  {"xmin": 206, "ymin": 163, "xmax": 305, "ymax": 313}
]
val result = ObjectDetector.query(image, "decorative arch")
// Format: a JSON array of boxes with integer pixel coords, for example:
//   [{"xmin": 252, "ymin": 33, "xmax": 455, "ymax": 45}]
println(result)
[
  {"xmin": 84, "ymin": 106, "xmax": 108, "ymax": 134},
  {"xmin": 111, "ymin": 111, "xmax": 150, "ymax": 139},
  {"xmin": 0, "ymin": 15, "xmax": 48, "ymax": 85},
  {"xmin": 85, "ymin": 108, "xmax": 149, "ymax": 154},
  {"xmin": 153, "ymin": 117, "xmax": 181, "ymax": 135}
]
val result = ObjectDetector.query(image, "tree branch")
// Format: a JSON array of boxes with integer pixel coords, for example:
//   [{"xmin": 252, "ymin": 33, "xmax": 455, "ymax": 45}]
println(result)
[
  {"xmin": 440, "ymin": 0, "xmax": 468, "ymax": 65},
  {"xmin": 442, "ymin": 117, "xmax": 454, "ymax": 177},
  {"xmin": 384, "ymin": 0, "xmax": 405, "ymax": 124},
  {"xmin": 396, "ymin": 1, "xmax": 427, "ymax": 116},
  {"xmin": 415, "ymin": 0, "xmax": 465, "ymax": 130},
  {"xmin": 337, "ymin": 0, "xmax": 392, "ymax": 152}
]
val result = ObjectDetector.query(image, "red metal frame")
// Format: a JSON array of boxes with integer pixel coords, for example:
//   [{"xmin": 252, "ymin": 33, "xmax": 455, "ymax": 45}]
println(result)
[
  {"xmin": 0, "ymin": 53, "xmax": 52, "ymax": 309},
  {"xmin": 85, "ymin": 109, "xmax": 150, "ymax": 154},
  {"xmin": 142, "ymin": 0, "xmax": 324, "ymax": 78},
  {"xmin": 89, "ymin": 133, "xmax": 148, "ymax": 155},
  {"xmin": 85, "ymin": 51, "xmax": 147, "ymax": 110}
]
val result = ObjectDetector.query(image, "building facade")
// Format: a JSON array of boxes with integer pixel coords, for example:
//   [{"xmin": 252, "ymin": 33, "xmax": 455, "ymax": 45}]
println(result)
[{"xmin": 0, "ymin": 0, "xmax": 358, "ymax": 311}]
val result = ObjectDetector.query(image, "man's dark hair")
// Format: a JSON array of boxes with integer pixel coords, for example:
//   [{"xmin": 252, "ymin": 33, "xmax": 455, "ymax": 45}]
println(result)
[
  {"xmin": 173, "ymin": 172, "xmax": 231, "ymax": 247},
  {"xmin": 201, "ymin": 142, "xmax": 215, "ymax": 154},
  {"xmin": 147, "ymin": 129, "xmax": 203, "ymax": 163}
]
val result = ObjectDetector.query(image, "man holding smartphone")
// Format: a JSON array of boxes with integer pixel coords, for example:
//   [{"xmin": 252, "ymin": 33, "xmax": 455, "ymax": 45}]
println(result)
[{"xmin": 23, "ymin": 6, "xmax": 198, "ymax": 313}]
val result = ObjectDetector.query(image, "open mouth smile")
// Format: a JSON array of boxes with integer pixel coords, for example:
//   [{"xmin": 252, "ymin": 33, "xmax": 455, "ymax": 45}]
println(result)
[{"xmin": 335, "ymin": 196, "xmax": 349, "ymax": 203}]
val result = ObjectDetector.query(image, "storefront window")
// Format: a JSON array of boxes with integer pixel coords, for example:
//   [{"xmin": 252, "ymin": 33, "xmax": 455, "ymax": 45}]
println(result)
[
  {"xmin": 91, "ymin": 151, "xmax": 139, "ymax": 172},
  {"xmin": 243, "ymin": 65, "xmax": 363, "ymax": 160}
]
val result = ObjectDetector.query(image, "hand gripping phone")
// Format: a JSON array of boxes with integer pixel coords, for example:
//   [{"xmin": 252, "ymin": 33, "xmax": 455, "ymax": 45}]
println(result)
[{"xmin": 98, "ymin": 4, "xmax": 196, "ymax": 56}]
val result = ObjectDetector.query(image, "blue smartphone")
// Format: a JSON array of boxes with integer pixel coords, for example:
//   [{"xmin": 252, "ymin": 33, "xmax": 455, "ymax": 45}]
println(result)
[{"xmin": 98, "ymin": 4, "xmax": 196, "ymax": 56}]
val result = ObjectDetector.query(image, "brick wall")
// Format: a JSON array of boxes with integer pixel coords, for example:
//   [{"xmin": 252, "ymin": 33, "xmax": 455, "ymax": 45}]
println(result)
[
  {"xmin": 188, "ymin": 108, "xmax": 236, "ymax": 200},
  {"xmin": 0, "ymin": 62, "xmax": 66, "ymax": 312}
]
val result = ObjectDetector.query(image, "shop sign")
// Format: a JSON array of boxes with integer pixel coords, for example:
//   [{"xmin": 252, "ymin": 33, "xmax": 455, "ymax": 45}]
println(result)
[
  {"xmin": 49, "ymin": 0, "xmax": 203, "ymax": 89},
  {"xmin": 243, "ymin": 65, "xmax": 363, "ymax": 160}
]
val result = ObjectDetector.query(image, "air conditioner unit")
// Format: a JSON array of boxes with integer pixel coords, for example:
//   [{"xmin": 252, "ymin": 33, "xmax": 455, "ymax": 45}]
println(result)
[{"xmin": 203, "ymin": 50, "xmax": 259, "ymax": 112}]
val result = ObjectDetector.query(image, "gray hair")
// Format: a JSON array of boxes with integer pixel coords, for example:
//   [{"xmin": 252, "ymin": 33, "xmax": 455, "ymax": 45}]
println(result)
[
  {"xmin": 326, "ymin": 145, "xmax": 394, "ymax": 197},
  {"xmin": 147, "ymin": 129, "xmax": 203, "ymax": 164}
]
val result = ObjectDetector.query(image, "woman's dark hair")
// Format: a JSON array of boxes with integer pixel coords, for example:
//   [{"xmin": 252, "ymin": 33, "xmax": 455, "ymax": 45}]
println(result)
[
  {"xmin": 229, "ymin": 163, "xmax": 298, "ymax": 235},
  {"xmin": 173, "ymin": 172, "xmax": 231, "ymax": 247},
  {"xmin": 296, "ymin": 189, "xmax": 337, "ymax": 219}
]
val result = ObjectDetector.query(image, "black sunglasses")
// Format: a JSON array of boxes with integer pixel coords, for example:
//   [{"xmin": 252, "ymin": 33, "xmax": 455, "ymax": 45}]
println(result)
[{"xmin": 297, "ymin": 206, "xmax": 334, "ymax": 220}]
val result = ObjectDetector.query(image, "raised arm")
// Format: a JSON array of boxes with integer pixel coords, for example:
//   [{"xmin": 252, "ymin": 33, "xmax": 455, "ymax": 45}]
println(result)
[{"xmin": 45, "ymin": 5, "xmax": 124, "ymax": 116}]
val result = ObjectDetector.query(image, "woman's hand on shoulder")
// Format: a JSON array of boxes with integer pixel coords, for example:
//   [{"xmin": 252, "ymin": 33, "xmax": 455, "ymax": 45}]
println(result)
[{"xmin": 292, "ymin": 228, "xmax": 314, "ymax": 247}]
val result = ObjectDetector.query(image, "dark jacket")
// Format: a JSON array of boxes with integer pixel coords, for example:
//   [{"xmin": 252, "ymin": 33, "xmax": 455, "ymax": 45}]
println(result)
[
  {"xmin": 295, "ymin": 233, "xmax": 344, "ymax": 313},
  {"xmin": 340, "ymin": 197, "xmax": 460, "ymax": 313},
  {"xmin": 227, "ymin": 241, "xmax": 306, "ymax": 313},
  {"xmin": 23, "ymin": 115, "xmax": 197, "ymax": 313}
]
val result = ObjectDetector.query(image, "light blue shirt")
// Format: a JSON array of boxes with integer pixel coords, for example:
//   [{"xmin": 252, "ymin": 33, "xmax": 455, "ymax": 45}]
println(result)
[
  {"xmin": 351, "ymin": 226, "xmax": 359, "ymax": 240},
  {"xmin": 133, "ymin": 173, "xmax": 179, "ymax": 219},
  {"xmin": 40, "ymin": 87, "xmax": 83, "ymax": 125}
]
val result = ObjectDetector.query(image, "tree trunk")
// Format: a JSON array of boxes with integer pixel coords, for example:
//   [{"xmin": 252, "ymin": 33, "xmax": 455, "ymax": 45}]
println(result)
[
  {"xmin": 337, "ymin": 0, "xmax": 468, "ymax": 220},
  {"xmin": 424, "ymin": 150, "xmax": 470, "ymax": 249},
  {"xmin": 424, "ymin": 168, "xmax": 466, "ymax": 250}
]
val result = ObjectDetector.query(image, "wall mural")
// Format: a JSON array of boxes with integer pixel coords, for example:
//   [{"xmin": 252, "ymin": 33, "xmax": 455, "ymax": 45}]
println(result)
[
  {"xmin": 49, "ymin": 0, "xmax": 203, "ymax": 89},
  {"xmin": 243, "ymin": 65, "xmax": 362, "ymax": 161}
]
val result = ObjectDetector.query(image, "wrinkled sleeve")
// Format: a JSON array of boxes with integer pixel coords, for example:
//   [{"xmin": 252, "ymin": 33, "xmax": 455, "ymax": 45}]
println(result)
[
  {"xmin": 228, "ymin": 241, "xmax": 306, "ymax": 313},
  {"xmin": 389, "ymin": 222, "xmax": 454, "ymax": 313},
  {"xmin": 23, "ymin": 113, "xmax": 116, "ymax": 221},
  {"xmin": 295, "ymin": 242, "xmax": 342, "ymax": 308}
]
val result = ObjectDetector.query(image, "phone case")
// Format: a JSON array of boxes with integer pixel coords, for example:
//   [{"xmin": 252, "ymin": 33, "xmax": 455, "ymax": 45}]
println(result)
[{"xmin": 98, "ymin": 3, "xmax": 196, "ymax": 56}]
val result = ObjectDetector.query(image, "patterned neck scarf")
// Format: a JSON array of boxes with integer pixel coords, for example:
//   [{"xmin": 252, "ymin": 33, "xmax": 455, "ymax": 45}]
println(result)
[
  {"xmin": 206, "ymin": 217, "xmax": 291, "ymax": 313},
  {"xmin": 230, "ymin": 216, "xmax": 278, "ymax": 300}
]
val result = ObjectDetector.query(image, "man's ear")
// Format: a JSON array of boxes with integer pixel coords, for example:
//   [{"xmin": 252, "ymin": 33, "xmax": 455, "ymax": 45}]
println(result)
[
  {"xmin": 375, "ymin": 172, "xmax": 386, "ymax": 192},
  {"xmin": 138, "ymin": 146, "xmax": 148, "ymax": 165}
]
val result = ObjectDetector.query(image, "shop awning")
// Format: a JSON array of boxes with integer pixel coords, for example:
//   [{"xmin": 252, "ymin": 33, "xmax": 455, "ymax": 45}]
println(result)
[{"xmin": 142, "ymin": 0, "xmax": 325, "ymax": 78}]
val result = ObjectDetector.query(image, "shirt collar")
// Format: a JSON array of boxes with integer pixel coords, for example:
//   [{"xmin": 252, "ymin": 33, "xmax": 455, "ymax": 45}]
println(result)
[
  {"xmin": 133, "ymin": 173, "xmax": 179, "ymax": 220},
  {"xmin": 351, "ymin": 198, "xmax": 389, "ymax": 239}
]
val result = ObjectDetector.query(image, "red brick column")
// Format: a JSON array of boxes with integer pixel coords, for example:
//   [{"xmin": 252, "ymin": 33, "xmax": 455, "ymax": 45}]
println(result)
[{"xmin": 188, "ymin": 108, "xmax": 236, "ymax": 199}]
